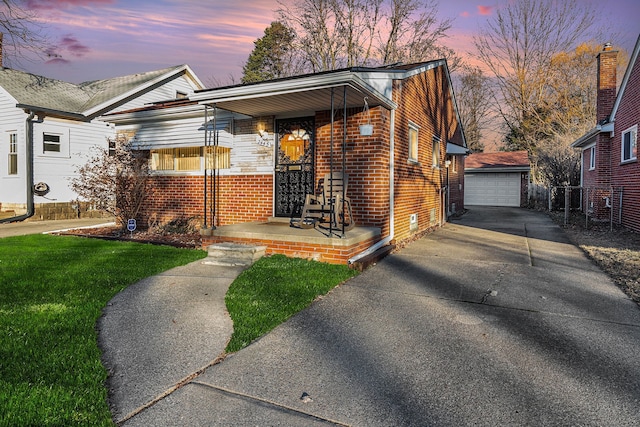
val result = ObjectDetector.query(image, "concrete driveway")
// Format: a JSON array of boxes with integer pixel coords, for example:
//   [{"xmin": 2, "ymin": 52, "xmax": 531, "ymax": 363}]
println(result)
[{"xmin": 124, "ymin": 207, "xmax": 640, "ymax": 426}]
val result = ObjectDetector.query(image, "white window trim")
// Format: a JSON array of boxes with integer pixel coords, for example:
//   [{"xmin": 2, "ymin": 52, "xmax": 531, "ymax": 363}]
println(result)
[
  {"xmin": 589, "ymin": 145, "xmax": 596, "ymax": 170},
  {"xmin": 8, "ymin": 131, "xmax": 18, "ymax": 176},
  {"xmin": 621, "ymin": 124, "xmax": 637, "ymax": 163},
  {"xmin": 408, "ymin": 122, "xmax": 419, "ymax": 163},
  {"xmin": 432, "ymin": 135, "xmax": 441, "ymax": 169}
]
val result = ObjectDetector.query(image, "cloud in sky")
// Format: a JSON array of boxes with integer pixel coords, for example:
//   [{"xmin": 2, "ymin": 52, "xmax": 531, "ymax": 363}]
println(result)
[
  {"xmin": 43, "ymin": 34, "xmax": 90, "ymax": 64},
  {"xmin": 25, "ymin": 0, "xmax": 115, "ymax": 9},
  {"xmin": 477, "ymin": 5, "xmax": 493, "ymax": 16}
]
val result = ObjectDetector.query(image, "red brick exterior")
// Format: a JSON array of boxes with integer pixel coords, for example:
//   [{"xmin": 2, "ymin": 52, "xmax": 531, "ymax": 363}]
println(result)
[
  {"xmin": 140, "ymin": 174, "xmax": 273, "ymax": 228},
  {"xmin": 610, "ymin": 49, "xmax": 640, "ymax": 232},
  {"xmin": 597, "ymin": 48, "xmax": 618, "ymax": 123},
  {"xmin": 392, "ymin": 65, "xmax": 465, "ymax": 242},
  {"xmin": 135, "ymin": 62, "xmax": 466, "ymax": 263},
  {"xmin": 580, "ymin": 43, "xmax": 640, "ymax": 232}
]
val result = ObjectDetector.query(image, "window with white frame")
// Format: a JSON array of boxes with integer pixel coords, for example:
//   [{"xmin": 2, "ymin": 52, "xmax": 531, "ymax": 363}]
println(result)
[
  {"xmin": 432, "ymin": 136, "xmax": 441, "ymax": 168},
  {"xmin": 149, "ymin": 146, "xmax": 231, "ymax": 172},
  {"xmin": 43, "ymin": 133, "xmax": 61, "ymax": 153},
  {"xmin": 8, "ymin": 132, "xmax": 17, "ymax": 175},
  {"xmin": 622, "ymin": 125, "xmax": 637, "ymax": 162},
  {"xmin": 408, "ymin": 123, "xmax": 419, "ymax": 163},
  {"xmin": 589, "ymin": 145, "xmax": 596, "ymax": 170}
]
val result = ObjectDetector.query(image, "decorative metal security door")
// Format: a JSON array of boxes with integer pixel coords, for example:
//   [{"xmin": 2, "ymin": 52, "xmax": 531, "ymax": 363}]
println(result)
[{"xmin": 275, "ymin": 117, "xmax": 315, "ymax": 217}]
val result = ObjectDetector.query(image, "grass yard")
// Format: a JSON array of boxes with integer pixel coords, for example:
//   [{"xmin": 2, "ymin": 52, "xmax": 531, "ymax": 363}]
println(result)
[
  {"xmin": 0, "ymin": 234, "xmax": 206, "ymax": 426},
  {"xmin": 225, "ymin": 254, "xmax": 359, "ymax": 353}
]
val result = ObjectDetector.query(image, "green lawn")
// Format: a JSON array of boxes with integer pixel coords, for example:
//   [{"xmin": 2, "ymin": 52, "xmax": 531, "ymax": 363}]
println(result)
[
  {"xmin": 225, "ymin": 254, "xmax": 359, "ymax": 353},
  {"xmin": 0, "ymin": 234, "xmax": 206, "ymax": 426},
  {"xmin": 0, "ymin": 235, "xmax": 359, "ymax": 426}
]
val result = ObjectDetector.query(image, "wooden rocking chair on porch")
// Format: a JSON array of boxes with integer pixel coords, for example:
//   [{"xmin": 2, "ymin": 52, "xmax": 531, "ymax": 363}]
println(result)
[{"xmin": 290, "ymin": 172, "xmax": 355, "ymax": 231}]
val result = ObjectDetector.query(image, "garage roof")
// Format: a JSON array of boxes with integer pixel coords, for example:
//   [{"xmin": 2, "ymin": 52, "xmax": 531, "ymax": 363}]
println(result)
[{"xmin": 465, "ymin": 151, "xmax": 530, "ymax": 173}]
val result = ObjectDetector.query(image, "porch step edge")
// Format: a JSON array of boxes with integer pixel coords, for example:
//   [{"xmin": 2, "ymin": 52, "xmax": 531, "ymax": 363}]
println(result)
[{"xmin": 203, "ymin": 242, "xmax": 267, "ymax": 267}]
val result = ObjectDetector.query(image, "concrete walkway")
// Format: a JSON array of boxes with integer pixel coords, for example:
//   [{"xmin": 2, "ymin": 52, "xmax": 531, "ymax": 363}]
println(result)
[
  {"xmin": 102, "ymin": 207, "xmax": 640, "ymax": 426},
  {"xmin": 0, "ymin": 217, "xmax": 115, "ymax": 238}
]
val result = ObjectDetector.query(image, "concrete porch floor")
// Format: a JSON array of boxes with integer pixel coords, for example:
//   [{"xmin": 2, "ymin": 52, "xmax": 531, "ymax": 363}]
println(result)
[{"xmin": 202, "ymin": 218, "xmax": 382, "ymax": 265}]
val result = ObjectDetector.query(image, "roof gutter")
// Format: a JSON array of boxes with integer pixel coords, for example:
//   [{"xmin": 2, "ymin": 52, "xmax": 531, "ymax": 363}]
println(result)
[{"xmin": 0, "ymin": 110, "xmax": 42, "ymax": 223}]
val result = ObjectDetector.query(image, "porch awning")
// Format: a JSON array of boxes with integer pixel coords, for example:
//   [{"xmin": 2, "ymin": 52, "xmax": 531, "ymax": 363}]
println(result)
[{"xmin": 191, "ymin": 70, "xmax": 397, "ymax": 117}]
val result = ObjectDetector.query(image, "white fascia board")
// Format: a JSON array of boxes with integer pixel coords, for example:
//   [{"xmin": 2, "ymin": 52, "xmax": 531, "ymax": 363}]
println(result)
[
  {"xmin": 83, "ymin": 65, "xmax": 191, "ymax": 118},
  {"xmin": 192, "ymin": 72, "xmax": 397, "ymax": 110},
  {"xmin": 571, "ymin": 127, "xmax": 599, "ymax": 148},
  {"xmin": 182, "ymin": 64, "xmax": 205, "ymax": 90}
]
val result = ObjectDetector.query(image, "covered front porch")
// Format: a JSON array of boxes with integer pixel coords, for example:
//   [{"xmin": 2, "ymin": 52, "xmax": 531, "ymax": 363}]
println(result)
[{"xmin": 201, "ymin": 218, "xmax": 383, "ymax": 267}]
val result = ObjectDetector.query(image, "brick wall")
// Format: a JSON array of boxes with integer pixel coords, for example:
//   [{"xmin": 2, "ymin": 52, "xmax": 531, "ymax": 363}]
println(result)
[
  {"xmin": 610, "ymin": 49, "xmax": 640, "ymax": 232},
  {"xmin": 392, "ymin": 64, "xmax": 463, "ymax": 243},
  {"xmin": 314, "ymin": 106, "xmax": 391, "ymax": 236},
  {"xmin": 140, "ymin": 174, "xmax": 273, "ymax": 228}
]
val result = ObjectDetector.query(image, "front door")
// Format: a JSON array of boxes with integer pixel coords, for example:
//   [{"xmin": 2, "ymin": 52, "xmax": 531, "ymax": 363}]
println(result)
[{"xmin": 275, "ymin": 117, "xmax": 315, "ymax": 217}]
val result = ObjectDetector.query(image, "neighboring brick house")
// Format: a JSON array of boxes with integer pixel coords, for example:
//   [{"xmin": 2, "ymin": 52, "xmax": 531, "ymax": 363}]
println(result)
[
  {"xmin": 107, "ymin": 61, "xmax": 468, "ymax": 264},
  {"xmin": 571, "ymin": 36, "xmax": 640, "ymax": 232},
  {"xmin": 0, "ymin": 55, "xmax": 204, "ymax": 222},
  {"xmin": 464, "ymin": 151, "xmax": 530, "ymax": 207}
]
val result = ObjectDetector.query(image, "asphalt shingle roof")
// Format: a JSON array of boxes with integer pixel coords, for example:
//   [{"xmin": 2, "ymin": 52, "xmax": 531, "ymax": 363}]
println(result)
[
  {"xmin": 465, "ymin": 151, "xmax": 530, "ymax": 169},
  {"xmin": 0, "ymin": 65, "xmax": 186, "ymax": 118}
]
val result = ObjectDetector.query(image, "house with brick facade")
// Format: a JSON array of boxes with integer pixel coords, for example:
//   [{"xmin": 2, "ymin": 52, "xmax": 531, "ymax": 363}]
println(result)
[
  {"xmin": 571, "ymin": 36, "xmax": 640, "ymax": 232},
  {"xmin": 0, "ymin": 55, "xmax": 203, "ymax": 222},
  {"xmin": 107, "ymin": 60, "xmax": 468, "ymax": 265}
]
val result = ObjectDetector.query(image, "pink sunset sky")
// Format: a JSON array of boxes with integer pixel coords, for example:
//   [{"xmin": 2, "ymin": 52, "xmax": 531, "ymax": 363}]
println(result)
[{"xmin": 9, "ymin": 0, "xmax": 640, "ymax": 84}]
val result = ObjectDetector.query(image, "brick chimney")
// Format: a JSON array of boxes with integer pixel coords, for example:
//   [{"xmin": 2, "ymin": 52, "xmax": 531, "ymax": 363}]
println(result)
[{"xmin": 597, "ymin": 42, "xmax": 618, "ymax": 123}]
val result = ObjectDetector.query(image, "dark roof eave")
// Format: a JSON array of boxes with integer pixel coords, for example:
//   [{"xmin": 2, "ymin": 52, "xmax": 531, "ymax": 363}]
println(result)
[
  {"xmin": 465, "ymin": 166, "xmax": 530, "ymax": 173},
  {"xmin": 17, "ymin": 104, "xmax": 88, "ymax": 121}
]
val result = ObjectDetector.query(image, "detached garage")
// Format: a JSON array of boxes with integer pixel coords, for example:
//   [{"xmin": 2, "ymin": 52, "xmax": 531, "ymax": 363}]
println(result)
[{"xmin": 464, "ymin": 151, "xmax": 530, "ymax": 207}]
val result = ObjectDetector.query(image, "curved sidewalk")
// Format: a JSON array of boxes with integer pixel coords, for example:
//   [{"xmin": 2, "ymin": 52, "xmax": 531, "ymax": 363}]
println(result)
[{"xmin": 98, "ymin": 261, "xmax": 245, "ymax": 424}]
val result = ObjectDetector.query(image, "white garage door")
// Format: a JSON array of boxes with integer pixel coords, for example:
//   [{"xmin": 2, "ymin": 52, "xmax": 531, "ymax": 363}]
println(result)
[{"xmin": 464, "ymin": 173, "xmax": 521, "ymax": 207}]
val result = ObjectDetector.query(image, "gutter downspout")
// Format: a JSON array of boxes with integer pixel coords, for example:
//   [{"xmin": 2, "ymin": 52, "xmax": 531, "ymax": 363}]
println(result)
[
  {"xmin": 348, "ymin": 108, "xmax": 395, "ymax": 264},
  {"xmin": 1, "ymin": 111, "xmax": 38, "ymax": 223}
]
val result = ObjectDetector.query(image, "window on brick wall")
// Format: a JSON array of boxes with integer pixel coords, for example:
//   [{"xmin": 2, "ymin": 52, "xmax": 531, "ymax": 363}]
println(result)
[
  {"xmin": 432, "ymin": 136, "xmax": 441, "ymax": 168},
  {"xmin": 589, "ymin": 145, "xmax": 596, "ymax": 170},
  {"xmin": 8, "ymin": 132, "xmax": 17, "ymax": 175},
  {"xmin": 408, "ymin": 122, "xmax": 419, "ymax": 163},
  {"xmin": 151, "ymin": 147, "xmax": 200, "ymax": 171},
  {"xmin": 622, "ymin": 125, "xmax": 637, "ymax": 163},
  {"xmin": 149, "ymin": 146, "xmax": 231, "ymax": 172}
]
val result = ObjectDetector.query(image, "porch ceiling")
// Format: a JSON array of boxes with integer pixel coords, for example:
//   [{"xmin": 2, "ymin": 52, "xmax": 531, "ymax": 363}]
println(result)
[{"xmin": 192, "ymin": 72, "xmax": 397, "ymax": 118}]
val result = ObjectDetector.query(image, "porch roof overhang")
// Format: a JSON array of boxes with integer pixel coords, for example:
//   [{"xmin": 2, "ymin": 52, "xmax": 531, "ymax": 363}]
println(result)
[{"xmin": 190, "ymin": 71, "xmax": 397, "ymax": 117}]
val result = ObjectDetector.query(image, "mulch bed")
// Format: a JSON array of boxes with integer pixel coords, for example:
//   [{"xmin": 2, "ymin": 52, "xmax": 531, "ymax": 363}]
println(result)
[{"xmin": 55, "ymin": 226, "xmax": 203, "ymax": 249}]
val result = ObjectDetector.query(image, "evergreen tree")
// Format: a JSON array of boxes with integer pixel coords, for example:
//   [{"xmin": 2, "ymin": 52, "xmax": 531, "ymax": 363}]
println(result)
[{"xmin": 241, "ymin": 21, "xmax": 296, "ymax": 84}]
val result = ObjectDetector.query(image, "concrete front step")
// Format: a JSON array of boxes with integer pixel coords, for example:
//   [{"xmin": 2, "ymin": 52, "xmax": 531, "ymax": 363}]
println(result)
[{"xmin": 202, "ymin": 242, "xmax": 267, "ymax": 267}]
